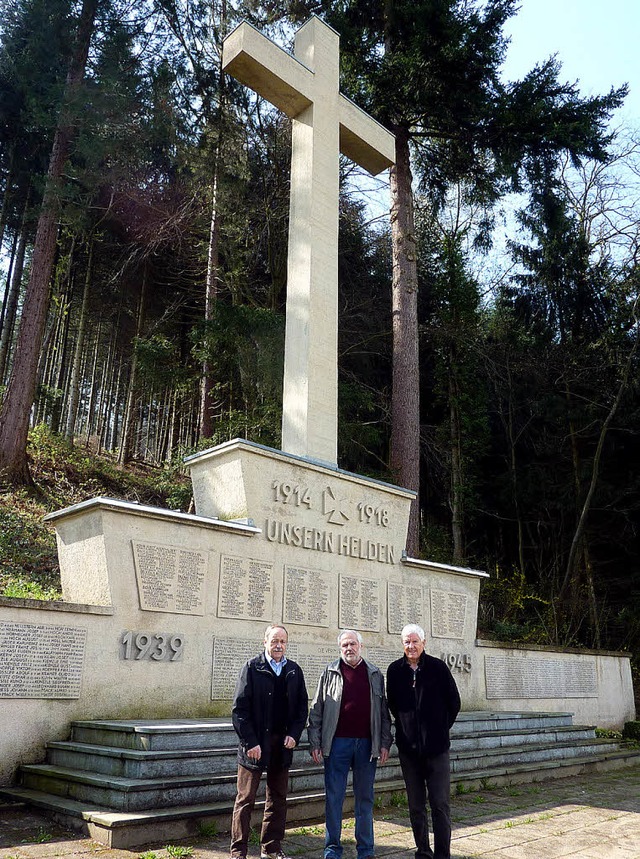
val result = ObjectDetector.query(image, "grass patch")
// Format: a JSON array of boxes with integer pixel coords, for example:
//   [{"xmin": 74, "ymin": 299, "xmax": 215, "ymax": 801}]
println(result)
[
  {"xmin": 197, "ymin": 821, "xmax": 218, "ymax": 837},
  {"xmin": 0, "ymin": 425, "xmax": 191, "ymax": 599},
  {"xmin": 165, "ymin": 846, "xmax": 193, "ymax": 858}
]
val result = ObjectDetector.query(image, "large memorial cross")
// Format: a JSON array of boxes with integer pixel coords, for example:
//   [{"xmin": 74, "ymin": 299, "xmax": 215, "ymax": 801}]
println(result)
[{"xmin": 223, "ymin": 16, "xmax": 395, "ymax": 466}]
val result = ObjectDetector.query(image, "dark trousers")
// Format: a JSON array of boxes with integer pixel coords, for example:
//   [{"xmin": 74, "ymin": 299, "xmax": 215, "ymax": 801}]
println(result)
[
  {"xmin": 230, "ymin": 737, "xmax": 289, "ymax": 858},
  {"xmin": 398, "ymin": 749, "xmax": 452, "ymax": 859}
]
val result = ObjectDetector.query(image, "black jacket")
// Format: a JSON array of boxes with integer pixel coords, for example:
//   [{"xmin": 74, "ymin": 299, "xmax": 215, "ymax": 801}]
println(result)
[
  {"xmin": 232, "ymin": 652, "xmax": 308, "ymax": 770},
  {"xmin": 386, "ymin": 652, "xmax": 460, "ymax": 757}
]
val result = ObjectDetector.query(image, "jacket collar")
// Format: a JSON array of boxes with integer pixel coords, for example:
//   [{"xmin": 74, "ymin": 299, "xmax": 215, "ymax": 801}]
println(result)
[{"xmin": 328, "ymin": 657, "xmax": 379, "ymax": 677}]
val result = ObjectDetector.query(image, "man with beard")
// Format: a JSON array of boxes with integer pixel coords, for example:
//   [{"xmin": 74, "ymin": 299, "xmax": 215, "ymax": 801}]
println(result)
[{"xmin": 308, "ymin": 629, "xmax": 392, "ymax": 859}]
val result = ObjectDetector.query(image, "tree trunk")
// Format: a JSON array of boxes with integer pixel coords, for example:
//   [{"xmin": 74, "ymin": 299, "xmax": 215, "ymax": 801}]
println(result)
[
  {"xmin": 49, "ymin": 241, "xmax": 75, "ymax": 434},
  {"xmin": 198, "ymin": 0, "xmax": 227, "ymax": 441},
  {"xmin": 200, "ymin": 168, "xmax": 221, "ymax": 440},
  {"xmin": 0, "ymin": 144, "xmax": 16, "ymax": 252},
  {"xmin": 449, "ymin": 364, "xmax": 465, "ymax": 565},
  {"xmin": 65, "ymin": 241, "xmax": 93, "ymax": 441},
  {"xmin": 0, "ymin": 230, "xmax": 21, "ymax": 384},
  {"xmin": 83, "ymin": 315, "xmax": 102, "ymax": 446},
  {"xmin": 389, "ymin": 126, "xmax": 420, "ymax": 556},
  {"xmin": 0, "ymin": 0, "xmax": 98, "ymax": 482},
  {"xmin": 560, "ymin": 335, "xmax": 637, "ymax": 601},
  {"xmin": 118, "ymin": 263, "xmax": 148, "ymax": 466}
]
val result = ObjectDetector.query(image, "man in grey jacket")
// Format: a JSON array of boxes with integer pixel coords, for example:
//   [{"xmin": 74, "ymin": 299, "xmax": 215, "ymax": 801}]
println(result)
[{"xmin": 308, "ymin": 630, "xmax": 392, "ymax": 859}]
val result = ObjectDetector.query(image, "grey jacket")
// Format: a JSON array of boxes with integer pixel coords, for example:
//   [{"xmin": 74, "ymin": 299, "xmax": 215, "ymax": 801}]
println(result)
[{"xmin": 307, "ymin": 658, "xmax": 393, "ymax": 758}]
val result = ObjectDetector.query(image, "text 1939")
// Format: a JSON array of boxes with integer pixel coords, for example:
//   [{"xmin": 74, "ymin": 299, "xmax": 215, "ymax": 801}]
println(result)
[{"xmin": 120, "ymin": 631, "xmax": 184, "ymax": 662}]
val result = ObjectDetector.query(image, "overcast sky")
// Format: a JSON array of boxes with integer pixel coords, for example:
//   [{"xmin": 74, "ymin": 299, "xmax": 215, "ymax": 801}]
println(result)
[{"xmin": 501, "ymin": 0, "xmax": 639, "ymax": 127}]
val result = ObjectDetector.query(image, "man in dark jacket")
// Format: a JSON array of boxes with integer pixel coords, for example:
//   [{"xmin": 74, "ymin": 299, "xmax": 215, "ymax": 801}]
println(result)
[
  {"xmin": 386, "ymin": 623, "xmax": 461, "ymax": 859},
  {"xmin": 230, "ymin": 624, "xmax": 308, "ymax": 859}
]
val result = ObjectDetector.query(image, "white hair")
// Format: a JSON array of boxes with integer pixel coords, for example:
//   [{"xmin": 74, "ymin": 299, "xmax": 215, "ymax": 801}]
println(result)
[
  {"xmin": 337, "ymin": 629, "xmax": 363, "ymax": 645},
  {"xmin": 401, "ymin": 623, "xmax": 425, "ymax": 642}
]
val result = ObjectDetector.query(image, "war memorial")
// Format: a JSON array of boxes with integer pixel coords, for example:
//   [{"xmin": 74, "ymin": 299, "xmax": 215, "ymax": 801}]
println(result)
[{"xmin": 0, "ymin": 15, "xmax": 636, "ymax": 849}]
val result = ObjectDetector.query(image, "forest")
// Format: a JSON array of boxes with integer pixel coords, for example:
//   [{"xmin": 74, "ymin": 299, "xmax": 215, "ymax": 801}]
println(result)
[{"xmin": 0, "ymin": 0, "xmax": 639, "ymax": 673}]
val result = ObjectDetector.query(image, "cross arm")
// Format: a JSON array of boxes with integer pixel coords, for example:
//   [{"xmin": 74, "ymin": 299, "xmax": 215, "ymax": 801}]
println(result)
[
  {"xmin": 339, "ymin": 96, "xmax": 395, "ymax": 175},
  {"xmin": 223, "ymin": 22, "xmax": 314, "ymax": 118}
]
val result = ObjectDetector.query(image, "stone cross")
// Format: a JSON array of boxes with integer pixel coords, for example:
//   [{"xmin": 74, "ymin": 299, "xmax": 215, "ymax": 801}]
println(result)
[{"xmin": 223, "ymin": 16, "xmax": 395, "ymax": 466}]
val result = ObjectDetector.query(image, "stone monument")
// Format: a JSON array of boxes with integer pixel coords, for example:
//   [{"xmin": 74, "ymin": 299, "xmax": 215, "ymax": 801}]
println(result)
[
  {"xmin": 223, "ymin": 16, "xmax": 394, "ymax": 465},
  {"xmin": 0, "ymin": 15, "xmax": 634, "ymax": 797}
]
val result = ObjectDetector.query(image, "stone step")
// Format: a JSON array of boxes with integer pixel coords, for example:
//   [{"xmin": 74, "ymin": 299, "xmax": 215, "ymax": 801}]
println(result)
[
  {"xmin": 451, "ymin": 724, "xmax": 596, "ymax": 750},
  {"xmin": 18, "ymin": 764, "xmax": 240, "ymax": 811},
  {"xmin": 69, "ymin": 719, "xmax": 237, "ymax": 751},
  {"xmin": 47, "ymin": 723, "xmax": 598, "ymax": 782},
  {"xmin": 45, "ymin": 739, "xmax": 316, "ymax": 777},
  {"xmin": 5, "ymin": 748, "xmax": 640, "ymax": 850},
  {"xmin": 17, "ymin": 759, "xmax": 403, "ymax": 811},
  {"xmin": 451, "ymin": 737, "xmax": 619, "ymax": 773},
  {"xmin": 67, "ymin": 712, "xmax": 575, "ymax": 753},
  {"xmin": 19, "ymin": 735, "xmax": 619, "ymax": 811},
  {"xmin": 451, "ymin": 711, "xmax": 574, "ymax": 733}
]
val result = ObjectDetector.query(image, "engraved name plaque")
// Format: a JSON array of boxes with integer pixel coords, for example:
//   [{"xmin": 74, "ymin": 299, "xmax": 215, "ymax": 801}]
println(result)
[
  {"xmin": 387, "ymin": 582, "xmax": 424, "ymax": 634},
  {"xmin": 0, "ymin": 621, "xmax": 86, "ymax": 699},
  {"xmin": 485, "ymin": 654, "xmax": 598, "ymax": 699},
  {"xmin": 283, "ymin": 565, "xmax": 331, "ymax": 627},
  {"xmin": 297, "ymin": 644, "xmax": 340, "ymax": 692},
  {"xmin": 211, "ymin": 637, "xmax": 300, "ymax": 699},
  {"xmin": 133, "ymin": 541, "xmax": 207, "ymax": 615},
  {"xmin": 218, "ymin": 555, "xmax": 274, "ymax": 621},
  {"xmin": 339, "ymin": 575, "xmax": 380, "ymax": 632},
  {"xmin": 367, "ymin": 647, "xmax": 400, "ymax": 677},
  {"xmin": 430, "ymin": 589, "xmax": 468, "ymax": 639}
]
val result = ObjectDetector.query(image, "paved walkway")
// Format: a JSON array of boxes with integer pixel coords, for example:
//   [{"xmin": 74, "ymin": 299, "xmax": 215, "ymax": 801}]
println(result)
[{"xmin": 1, "ymin": 765, "xmax": 639, "ymax": 859}]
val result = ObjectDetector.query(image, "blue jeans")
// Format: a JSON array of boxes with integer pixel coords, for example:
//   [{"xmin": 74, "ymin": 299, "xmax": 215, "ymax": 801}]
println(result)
[{"xmin": 323, "ymin": 737, "xmax": 377, "ymax": 859}]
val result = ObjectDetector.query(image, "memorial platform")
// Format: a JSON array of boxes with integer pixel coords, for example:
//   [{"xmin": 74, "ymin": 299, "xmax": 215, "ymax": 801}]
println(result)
[{"xmin": 2, "ymin": 713, "xmax": 639, "ymax": 848}]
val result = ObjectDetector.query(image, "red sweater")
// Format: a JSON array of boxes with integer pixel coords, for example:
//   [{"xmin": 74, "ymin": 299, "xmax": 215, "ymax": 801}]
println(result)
[{"xmin": 335, "ymin": 660, "xmax": 371, "ymax": 738}]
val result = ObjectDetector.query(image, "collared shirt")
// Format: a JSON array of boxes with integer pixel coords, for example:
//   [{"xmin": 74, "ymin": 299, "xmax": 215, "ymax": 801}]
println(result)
[{"xmin": 265, "ymin": 650, "xmax": 287, "ymax": 676}]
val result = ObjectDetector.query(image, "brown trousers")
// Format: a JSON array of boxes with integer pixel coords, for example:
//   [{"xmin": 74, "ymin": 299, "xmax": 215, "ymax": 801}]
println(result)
[{"xmin": 230, "ymin": 736, "xmax": 289, "ymax": 858}]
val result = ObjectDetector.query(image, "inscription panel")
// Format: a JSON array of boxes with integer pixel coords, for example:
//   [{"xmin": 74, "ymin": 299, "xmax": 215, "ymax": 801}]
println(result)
[
  {"xmin": 0, "ymin": 621, "xmax": 86, "ymax": 699},
  {"xmin": 133, "ymin": 541, "xmax": 207, "ymax": 615},
  {"xmin": 485, "ymin": 655, "xmax": 598, "ymax": 699},
  {"xmin": 218, "ymin": 555, "xmax": 274, "ymax": 621},
  {"xmin": 211, "ymin": 637, "xmax": 300, "ymax": 699},
  {"xmin": 430, "ymin": 589, "xmax": 468, "ymax": 639},
  {"xmin": 283, "ymin": 565, "xmax": 331, "ymax": 627},
  {"xmin": 367, "ymin": 647, "xmax": 400, "ymax": 678},
  {"xmin": 387, "ymin": 582, "xmax": 424, "ymax": 634},
  {"xmin": 339, "ymin": 575, "xmax": 380, "ymax": 632},
  {"xmin": 297, "ymin": 644, "xmax": 340, "ymax": 694}
]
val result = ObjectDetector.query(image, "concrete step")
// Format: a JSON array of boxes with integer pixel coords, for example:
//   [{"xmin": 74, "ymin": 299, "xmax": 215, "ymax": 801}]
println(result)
[
  {"xmin": 451, "ymin": 724, "xmax": 595, "ymax": 750},
  {"xmin": 451, "ymin": 711, "xmax": 574, "ymax": 733},
  {"xmin": 17, "ymin": 759, "xmax": 404, "ymax": 811},
  {"xmin": 18, "ymin": 764, "xmax": 240, "ymax": 811},
  {"xmin": 451, "ymin": 737, "xmax": 619, "ymax": 773},
  {"xmin": 19, "ymin": 733, "xmax": 619, "ymax": 811},
  {"xmin": 69, "ymin": 719, "xmax": 237, "ymax": 751},
  {"xmin": 45, "ymin": 739, "xmax": 312, "ymax": 778},
  {"xmin": 5, "ymin": 747, "xmax": 640, "ymax": 850}
]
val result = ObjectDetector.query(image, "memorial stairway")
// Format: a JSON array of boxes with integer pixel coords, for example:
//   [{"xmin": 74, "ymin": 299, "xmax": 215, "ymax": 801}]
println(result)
[{"xmin": 1, "ymin": 712, "xmax": 639, "ymax": 848}]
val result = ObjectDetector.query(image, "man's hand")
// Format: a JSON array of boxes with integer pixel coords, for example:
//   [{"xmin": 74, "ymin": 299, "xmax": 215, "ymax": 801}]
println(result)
[
  {"xmin": 283, "ymin": 736, "xmax": 296, "ymax": 750},
  {"xmin": 311, "ymin": 748, "xmax": 323, "ymax": 764},
  {"xmin": 246, "ymin": 744, "xmax": 261, "ymax": 761},
  {"xmin": 379, "ymin": 747, "xmax": 389, "ymax": 765}
]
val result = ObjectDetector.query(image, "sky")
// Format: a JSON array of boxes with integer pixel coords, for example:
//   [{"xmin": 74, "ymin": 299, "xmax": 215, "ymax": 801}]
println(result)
[{"xmin": 501, "ymin": 0, "xmax": 640, "ymax": 127}]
